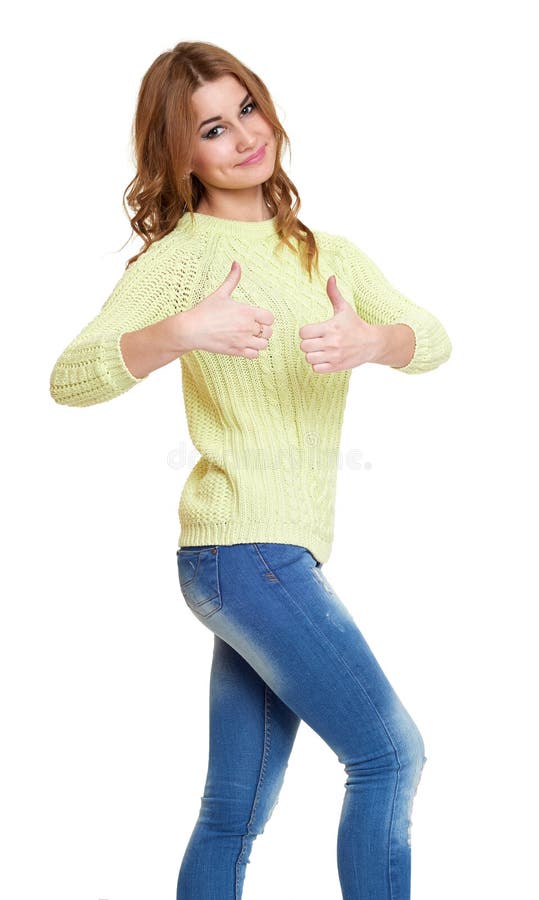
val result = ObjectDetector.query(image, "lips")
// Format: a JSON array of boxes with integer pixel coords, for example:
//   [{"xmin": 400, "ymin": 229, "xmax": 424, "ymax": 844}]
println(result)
[{"xmin": 237, "ymin": 145, "xmax": 266, "ymax": 166}]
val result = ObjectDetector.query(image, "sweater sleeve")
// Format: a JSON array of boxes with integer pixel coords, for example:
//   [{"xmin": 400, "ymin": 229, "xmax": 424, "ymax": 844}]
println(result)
[
  {"xmin": 49, "ymin": 235, "xmax": 199, "ymax": 407},
  {"xmin": 334, "ymin": 235, "xmax": 452, "ymax": 374}
]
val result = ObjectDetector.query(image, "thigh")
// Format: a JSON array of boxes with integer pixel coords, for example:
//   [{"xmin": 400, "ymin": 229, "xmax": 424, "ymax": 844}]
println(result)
[
  {"xmin": 199, "ymin": 633, "xmax": 301, "ymax": 832},
  {"xmin": 177, "ymin": 543, "xmax": 423, "ymax": 767}
]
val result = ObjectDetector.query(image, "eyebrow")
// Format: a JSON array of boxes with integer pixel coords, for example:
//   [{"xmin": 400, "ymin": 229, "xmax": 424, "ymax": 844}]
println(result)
[{"xmin": 197, "ymin": 92, "xmax": 252, "ymax": 131}]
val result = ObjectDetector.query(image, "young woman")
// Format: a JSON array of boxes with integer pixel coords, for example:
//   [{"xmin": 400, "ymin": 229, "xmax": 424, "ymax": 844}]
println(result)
[{"xmin": 50, "ymin": 40, "xmax": 452, "ymax": 900}]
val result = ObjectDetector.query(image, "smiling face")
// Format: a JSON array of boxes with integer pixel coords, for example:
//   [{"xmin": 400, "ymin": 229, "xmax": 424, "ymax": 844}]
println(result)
[{"xmin": 188, "ymin": 74, "xmax": 277, "ymax": 209}]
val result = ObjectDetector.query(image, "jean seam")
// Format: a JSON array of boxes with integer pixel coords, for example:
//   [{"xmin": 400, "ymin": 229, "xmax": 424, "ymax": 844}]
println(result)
[
  {"xmin": 252, "ymin": 543, "xmax": 274, "ymax": 572},
  {"xmin": 388, "ymin": 765, "xmax": 400, "ymax": 900},
  {"xmin": 234, "ymin": 683, "xmax": 273, "ymax": 899}
]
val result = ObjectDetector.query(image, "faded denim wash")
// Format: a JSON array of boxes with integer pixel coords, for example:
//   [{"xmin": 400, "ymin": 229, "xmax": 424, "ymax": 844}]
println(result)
[{"xmin": 175, "ymin": 542, "xmax": 426, "ymax": 900}]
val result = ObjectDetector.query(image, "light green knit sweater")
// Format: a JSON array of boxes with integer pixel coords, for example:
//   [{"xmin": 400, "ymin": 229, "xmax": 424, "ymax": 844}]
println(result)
[{"xmin": 50, "ymin": 212, "xmax": 452, "ymax": 563}]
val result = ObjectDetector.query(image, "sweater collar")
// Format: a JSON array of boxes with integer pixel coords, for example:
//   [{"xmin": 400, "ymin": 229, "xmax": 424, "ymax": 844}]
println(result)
[{"xmin": 175, "ymin": 211, "xmax": 279, "ymax": 240}]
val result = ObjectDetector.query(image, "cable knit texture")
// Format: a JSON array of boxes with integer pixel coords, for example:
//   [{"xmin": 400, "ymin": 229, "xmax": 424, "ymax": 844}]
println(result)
[{"xmin": 50, "ymin": 212, "xmax": 452, "ymax": 563}]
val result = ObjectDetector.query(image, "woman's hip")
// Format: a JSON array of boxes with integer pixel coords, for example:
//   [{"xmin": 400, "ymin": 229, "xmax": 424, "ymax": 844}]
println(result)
[{"xmin": 176, "ymin": 542, "xmax": 425, "ymax": 767}]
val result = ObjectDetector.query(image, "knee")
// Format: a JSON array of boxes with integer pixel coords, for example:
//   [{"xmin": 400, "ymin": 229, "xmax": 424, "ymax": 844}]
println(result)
[
  {"xmin": 368, "ymin": 706, "xmax": 426, "ymax": 778},
  {"xmin": 344, "ymin": 723, "xmax": 426, "ymax": 781},
  {"xmin": 397, "ymin": 715, "xmax": 427, "ymax": 774},
  {"xmin": 398, "ymin": 720, "xmax": 427, "ymax": 847}
]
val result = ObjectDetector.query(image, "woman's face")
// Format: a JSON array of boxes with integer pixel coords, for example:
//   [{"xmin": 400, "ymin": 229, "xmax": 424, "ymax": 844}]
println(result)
[{"xmin": 189, "ymin": 74, "xmax": 277, "ymax": 194}]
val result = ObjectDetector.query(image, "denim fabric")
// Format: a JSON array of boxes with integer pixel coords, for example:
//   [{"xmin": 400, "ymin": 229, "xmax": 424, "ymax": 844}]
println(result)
[{"xmin": 175, "ymin": 542, "xmax": 426, "ymax": 899}]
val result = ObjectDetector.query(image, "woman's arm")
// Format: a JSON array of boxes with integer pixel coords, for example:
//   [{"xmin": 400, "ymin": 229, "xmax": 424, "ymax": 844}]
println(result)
[
  {"xmin": 49, "ymin": 239, "xmax": 199, "ymax": 407},
  {"xmin": 368, "ymin": 323, "xmax": 417, "ymax": 368},
  {"xmin": 119, "ymin": 313, "xmax": 195, "ymax": 380},
  {"xmin": 335, "ymin": 235, "xmax": 452, "ymax": 374}
]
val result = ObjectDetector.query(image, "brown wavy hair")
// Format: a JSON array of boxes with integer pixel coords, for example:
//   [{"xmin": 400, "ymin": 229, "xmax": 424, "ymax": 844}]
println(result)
[{"xmin": 118, "ymin": 40, "xmax": 321, "ymax": 281}]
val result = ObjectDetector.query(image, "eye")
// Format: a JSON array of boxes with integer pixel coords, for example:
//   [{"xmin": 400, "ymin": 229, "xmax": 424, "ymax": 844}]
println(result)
[{"xmin": 203, "ymin": 101, "xmax": 257, "ymax": 140}]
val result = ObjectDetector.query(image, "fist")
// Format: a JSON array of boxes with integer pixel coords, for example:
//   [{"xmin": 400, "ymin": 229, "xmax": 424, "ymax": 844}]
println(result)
[{"xmin": 183, "ymin": 261, "xmax": 275, "ymax": 358}]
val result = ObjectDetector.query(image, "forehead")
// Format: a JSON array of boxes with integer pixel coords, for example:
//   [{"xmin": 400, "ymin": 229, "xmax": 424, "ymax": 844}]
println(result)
[{"xmin": 191, "ymin": 74, "xmax": 247, "ymax": 113}]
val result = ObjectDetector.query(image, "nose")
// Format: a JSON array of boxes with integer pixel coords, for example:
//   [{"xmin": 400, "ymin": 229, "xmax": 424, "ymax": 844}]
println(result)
[{"xmin": 235, "ymin": 123, "xmax": 257, "ymax": 150}]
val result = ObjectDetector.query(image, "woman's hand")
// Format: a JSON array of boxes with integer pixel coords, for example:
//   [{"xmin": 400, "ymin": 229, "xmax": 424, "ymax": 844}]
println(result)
[
  {"xmin": 181, "ymin": 261, "xmax": 274, "ymax": 358},
  {"xmin": 299, "ymin": 276, "xmax": 383, "ymax": 373}
]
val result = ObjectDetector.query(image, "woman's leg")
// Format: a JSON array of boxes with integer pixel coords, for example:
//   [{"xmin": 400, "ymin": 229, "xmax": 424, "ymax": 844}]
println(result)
[
  {"xmin": 176, "ymin": 543, "xmax": 427, "ymax": 900},
  {"xmin": 176, "ymin": 631, "xmax": 300, "ymax": 900}
]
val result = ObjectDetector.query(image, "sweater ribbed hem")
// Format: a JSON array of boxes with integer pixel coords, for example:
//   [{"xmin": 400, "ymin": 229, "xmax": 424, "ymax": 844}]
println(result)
[{"xmin": 177, "ymin": 521, "xmax": 332, "ymax": 565}]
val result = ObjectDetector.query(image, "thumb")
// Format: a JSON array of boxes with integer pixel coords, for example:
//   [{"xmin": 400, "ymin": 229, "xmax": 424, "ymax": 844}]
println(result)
[
  {"xmin": 218, "ymin": 259, "xmax": 242, "ymax": 296},
  {"xmin": 326, "ymin": 275, "xmax": 348, "ymax": 313}
]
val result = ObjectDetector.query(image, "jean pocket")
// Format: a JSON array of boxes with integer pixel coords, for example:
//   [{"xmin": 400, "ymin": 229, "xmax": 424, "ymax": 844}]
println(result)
[
  {"xmin": 176, "ymin": 548, "xmax": 222, "ymax": 618},
  {"xmin": 254, "ymin": 542, "xmax": 317, "ymax": 573}
]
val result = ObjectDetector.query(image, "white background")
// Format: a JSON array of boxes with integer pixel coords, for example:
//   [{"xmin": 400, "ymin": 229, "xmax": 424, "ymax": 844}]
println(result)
[{"xmin": 2, "ymin": 1, "xmax": 538, "ymax": 898}]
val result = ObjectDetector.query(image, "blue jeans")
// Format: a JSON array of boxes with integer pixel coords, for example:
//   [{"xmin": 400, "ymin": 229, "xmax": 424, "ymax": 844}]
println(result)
[{"xmin": 175, "ymin": 542, "xmax": 426, "ymax": 899}]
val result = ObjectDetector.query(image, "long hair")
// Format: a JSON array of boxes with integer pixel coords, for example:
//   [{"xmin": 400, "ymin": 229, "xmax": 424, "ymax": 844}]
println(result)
[{"xmin": 119, "ymin": 41, "xmax": 321, "ymax": 281}]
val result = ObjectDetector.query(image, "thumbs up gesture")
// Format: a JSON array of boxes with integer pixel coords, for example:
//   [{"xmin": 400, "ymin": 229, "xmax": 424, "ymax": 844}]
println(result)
[
  {"xmin": 183, "ymin": 261, "xmax": 274, "ymax": 358},
  {"xmin": 299, "ymin": 276, "xmax": 380, "ymax": 373}
]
